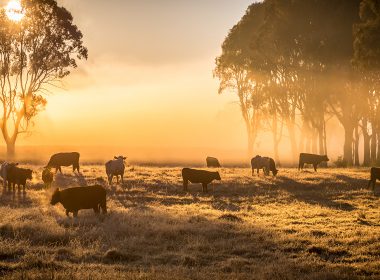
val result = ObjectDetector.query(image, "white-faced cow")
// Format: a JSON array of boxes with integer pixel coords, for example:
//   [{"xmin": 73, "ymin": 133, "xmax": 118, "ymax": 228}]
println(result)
[
  {"xmin": 46, "ymin": 152, "xmax": 80, "ymax": 173},
  {"xmin": 105, "ymin": 156, "xmax": 127, "ymax": 185}
]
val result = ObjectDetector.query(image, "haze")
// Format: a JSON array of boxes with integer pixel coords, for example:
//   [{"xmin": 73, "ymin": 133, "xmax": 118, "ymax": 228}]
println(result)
[{"xmin": 0, "ymin": 0, "xmax": 261, "ymax": 162}]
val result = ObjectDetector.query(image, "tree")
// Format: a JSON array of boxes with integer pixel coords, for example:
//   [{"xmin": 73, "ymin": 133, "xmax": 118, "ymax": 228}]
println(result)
[
  {"xmin": 214, "ymin": 3, "xmax": 266, "ymax": 156},
  {"xmin": 0, "ymin": 0, "xmax": 87, "ymax": 157}
]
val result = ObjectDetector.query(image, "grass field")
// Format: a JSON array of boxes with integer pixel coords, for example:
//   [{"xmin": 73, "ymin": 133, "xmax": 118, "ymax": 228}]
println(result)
[{"xmin": 0, "ymin": 165, "xmax": 379, "ymax": 279}]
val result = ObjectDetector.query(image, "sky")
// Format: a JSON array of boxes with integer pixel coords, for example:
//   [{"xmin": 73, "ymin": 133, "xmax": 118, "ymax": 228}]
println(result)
[{"xmin": 0, "ymin": 0, "xmax": 258, "ymax": 161}]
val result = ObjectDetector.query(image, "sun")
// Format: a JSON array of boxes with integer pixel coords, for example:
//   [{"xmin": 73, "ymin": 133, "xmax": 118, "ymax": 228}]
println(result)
[{"xmin": 5, "ymin": 0, "xmax": 24, "ymax": 22}]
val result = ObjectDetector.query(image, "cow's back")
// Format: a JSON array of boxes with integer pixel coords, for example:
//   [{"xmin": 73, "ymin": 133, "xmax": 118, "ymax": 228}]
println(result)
[
  {"xmin": 60, "ymin": 185, "xmax": 106, "ymax": 209},
  {"xmin": 49, "ymin": 152, "xmax": 80, "ymax": 166},
  {"xmin": 182, "ymin": 168, "xmax": 213, "ymax": 183}
]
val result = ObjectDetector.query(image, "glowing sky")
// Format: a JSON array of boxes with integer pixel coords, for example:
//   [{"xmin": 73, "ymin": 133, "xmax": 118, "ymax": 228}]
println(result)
[{"xmin": 2, "ymin": 0, "xmax": 256, "ymax": 159}]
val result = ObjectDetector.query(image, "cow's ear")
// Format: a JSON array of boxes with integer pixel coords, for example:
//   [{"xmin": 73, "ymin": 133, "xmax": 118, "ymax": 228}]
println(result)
[
  {"xmin": 114, "ymin": 156, "xmax": 118, "ymax": 159},
  {"xmin": 123, "ymin": 157, "xmax": 127, "ymax": 160}
]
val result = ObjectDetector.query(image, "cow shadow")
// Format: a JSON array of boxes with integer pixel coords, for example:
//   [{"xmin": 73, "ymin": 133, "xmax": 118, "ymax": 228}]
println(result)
[{"xmin": 1, "ymin": 187, "xmax": 33, "ymax": 208}]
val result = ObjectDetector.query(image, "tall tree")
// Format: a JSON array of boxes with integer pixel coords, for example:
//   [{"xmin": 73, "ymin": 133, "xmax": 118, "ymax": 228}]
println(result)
[{"xmin": 0, "ymin": 0, "xmax": 87, "ymax": 157}]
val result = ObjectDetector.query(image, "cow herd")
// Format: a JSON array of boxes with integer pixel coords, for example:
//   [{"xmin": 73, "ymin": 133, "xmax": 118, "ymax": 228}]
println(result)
[{"xmin": 0, "ymin": 151, "xmax": 379, "ymax": 217}]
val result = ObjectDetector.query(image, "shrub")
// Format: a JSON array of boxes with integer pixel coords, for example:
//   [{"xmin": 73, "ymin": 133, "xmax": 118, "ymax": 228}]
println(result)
[{"xmin": 334, "ymin": 156, "xmax": 348, "ymax": 168}]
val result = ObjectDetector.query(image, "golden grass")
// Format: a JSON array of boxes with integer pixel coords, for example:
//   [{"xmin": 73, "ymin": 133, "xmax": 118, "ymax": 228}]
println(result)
[{"xmin": 0, "ymin": 166, "xmax": 379, "ymax": 279}]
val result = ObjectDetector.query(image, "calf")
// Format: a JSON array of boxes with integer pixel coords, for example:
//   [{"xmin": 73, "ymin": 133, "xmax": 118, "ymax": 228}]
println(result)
[
  {"xmin": 105, "ymin": 156, "xmax": 126, "ymax": 185},
  {"xmin": 182, "ymin": 168, "xmax": 221, "ymax": 192},
  {"xmin": 368, "ymin": 167, "xmax": 380, "ymax": 191},
  {"xmin": 42, "ymin": 167, "xmax": 54, "ymax": 188},
  {"xmin": 206, "ymin": 156, "xmax": 221, "ymax": 168},
  {"xmin": 251, "ymin": 155, "xmax": 278, "ymax": 176},
  {"xmin": 46, "ymin": 152, "xmax": 80, "ymax": 173},
  {"xmin": 298, "ymin": 153, "xmax": 329, "ymax": 171},
  {"xmin": 50, "ymin": 185, "xmax": 107, "ymax": 217},
  {"xmin": 7, "ymin": 166, "xmax": 33, "ymax": 192},
  {"xmin": 0, "ymin": 162, "xmax": 18, "ymax": 187}
]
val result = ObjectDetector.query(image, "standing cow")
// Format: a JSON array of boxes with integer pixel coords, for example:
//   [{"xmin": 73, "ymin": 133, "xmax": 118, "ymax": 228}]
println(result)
[
  {"xmin": 7, "ymin": 166, "xmax": 33, "ymax": 192},
  {"xmin": 50, "ymin": 185, "xmax": 107, "ymax": 217},
  {"xmin": 182, "ymin": 168, "xmax": 221, "ymax": 192},
  {"xmin": 206, "ymin": 157, "xmax": 221, "ymax": 168},
  {"xmin": 251, "ymin": 155, "xmax": 278, "ymax": 176},
  {"xmin": 105, "ymin": 156, "xmax": 127, "ymax": 185},
  {"xmin": 368, "ymin": 167, "xmax": 380, "ymax": 192},
  {"xmin": 0, "ymin": 162, "xmax": 18, "ymax": 187},
  {"xmin": 46, "ymin": 152, "xmax": 80, "ymax": 173},
  {"xmin": 298, "ymin": 153, "xmax": 329, "ymax": 171}
]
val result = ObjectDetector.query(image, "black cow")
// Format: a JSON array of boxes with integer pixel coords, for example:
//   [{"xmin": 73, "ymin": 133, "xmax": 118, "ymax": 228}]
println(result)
[
  {"xmin": 182, "ymin": 168, "xmax": 221, "ymax": 192},
  {"xmin": 7, "ymin": 166, "xmax": 33, "ymax": 192},
  {"xmin": 46, "ymin": 152, "xmax": 80, "ymax": 173},
  {"xmin": 251, "ymin": 155, "xmax": 278, "ymax": 176},
  {"xmin": 298, "ymin": 153, "xmax": 329, "ymax": 171},
  {"xmin": 50, "ymin": 185, "xmax": 107, "ymax": 217},
  {"xmin": 368, "ymin": 167, "xmax": 380, "ymax": 191},
  {"xmin": 206, "ymin": 156, "xmax": 221, "ymax": 168}
]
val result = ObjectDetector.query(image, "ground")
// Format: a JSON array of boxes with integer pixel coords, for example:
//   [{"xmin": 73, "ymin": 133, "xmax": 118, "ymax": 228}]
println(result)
[{"xmin": 0, "ymin": 165, "xmax": 379, "ymax": 279}]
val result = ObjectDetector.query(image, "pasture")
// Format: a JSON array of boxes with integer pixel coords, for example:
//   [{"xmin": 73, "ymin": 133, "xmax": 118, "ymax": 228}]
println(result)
[{"xmin": 0, "ymin": 165, "xmax": 379, "ymax": 279}]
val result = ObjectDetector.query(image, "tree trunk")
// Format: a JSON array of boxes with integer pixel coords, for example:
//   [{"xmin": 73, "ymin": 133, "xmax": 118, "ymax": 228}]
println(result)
[
  {"xmin": 318, "ymin": 126, "xmax": 324, "ymax": 155},
  {"xmin": 6, "ymin": 140, "xmax": 16, "ymax": 159},
  {"xmin": 312, "ymin": 129, "xmax": 318, "ymax": 154},
  {"xmin": 371, "ymin": 130, "xmax": 377, "ymax": 164},
  {"xmin": 247, "ymin": 132, "xmax": 255, "ymax": 158},
  {"xmin": 272, "ymin": 114, "xmax": 280, "ymax": 164},
  {"xmin": 377, "ymin": 131, "xmax": 380, "ymax": 165},
  {"xmin": 363, "ymin": 119, "xmax": 371, "ymax": 166},
  {"xmin": 343, "ymin": 124, "xmax": 354, "ymax": 166},
  {"xmin": 286, "ymin": 119, "xmax": 298, "ymax": 164},
  {"xmin": 354, "ymin": 125, "xmax": 360, "ymax": 166}
]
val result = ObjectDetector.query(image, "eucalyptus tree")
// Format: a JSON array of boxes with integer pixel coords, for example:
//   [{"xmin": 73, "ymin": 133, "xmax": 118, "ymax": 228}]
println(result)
[{"xmin": 0, "ymin": 0, "xmax": 87, "ymax": 157}]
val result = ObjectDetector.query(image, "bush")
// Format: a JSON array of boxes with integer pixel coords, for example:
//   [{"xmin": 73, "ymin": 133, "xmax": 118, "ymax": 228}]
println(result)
[{"xmin": 334, "ymin": 156, "xmax": 348, "ymax": 168}]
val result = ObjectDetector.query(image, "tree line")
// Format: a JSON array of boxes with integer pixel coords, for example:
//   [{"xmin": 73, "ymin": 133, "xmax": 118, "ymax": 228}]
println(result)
[{"xmin": 214, "ymin": 0, "xmax": 380, "ymax": 166}]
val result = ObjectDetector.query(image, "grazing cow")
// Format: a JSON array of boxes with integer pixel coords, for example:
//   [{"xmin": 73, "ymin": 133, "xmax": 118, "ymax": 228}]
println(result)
[
  {"xmin": 42, "ymin": 167, "xmax": 54, "ymax": 188},
  {"xmin": 0, "ymin": 162, "xmax": 18, "ymax": 187},
  {"xmin": 251, "ymin": 155, "xmax": 278, "ymax": 176},
  {"xmin": 105, "ymin": 156, "xmax": 127, "ymax": 185},
  {"xmin": 206, "ymin": 156, "xmax": 221, "ymax": 168},
  {"xmin": 50, "ymin": 185, "xmax": 107, "ymax": 217},
  {"xmin": 182, "ymin": 168, "xmax": 221, "ymax": 192},
  {"xmin": 298, "ymin": 153, "xmax": 329, "ymax": 171},
  {"xmin": 7, "ymin": 166, "xmax": 33, "ymax": 192},
  {"xmin": 368, "ymin": 167, "xmax": 380, "ymax": 191},
  {"xmin": 46, "ymin": 152, "xmax": 80, "ymax": 173}
]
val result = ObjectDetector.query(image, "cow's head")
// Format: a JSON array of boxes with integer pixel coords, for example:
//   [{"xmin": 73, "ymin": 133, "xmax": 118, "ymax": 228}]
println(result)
[
  {"xmin": 323, "ymin": 155, "xmax": 329, "ymax": 162},
  {"xmin": 114, "ymin": 156, "xmax": 127, "ymax": 161},
  {"xmin": 214, "ymin": 172, "xmax": 221, "ymax": 180},
  {"xmin": 273, "ymin": 169, "xmax": 279, "ymax": 176},
  {"xmin": 50, "ymin": 188, "xmax": 61, "ymax": 205}
]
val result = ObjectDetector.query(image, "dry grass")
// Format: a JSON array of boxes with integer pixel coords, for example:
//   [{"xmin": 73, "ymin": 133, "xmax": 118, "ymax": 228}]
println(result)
[{"xmin": 0, "ymin": 165, "xmax": 379, "ymax": 279}]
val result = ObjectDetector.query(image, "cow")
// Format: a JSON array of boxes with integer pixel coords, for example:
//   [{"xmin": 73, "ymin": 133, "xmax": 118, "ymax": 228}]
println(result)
[
  {"xmin": 368, "ymin": 167, "xmax": 380, "ymax": 192},
  {"xmin": 0, "ymin": 162, "xmax": 18, "ymax": 187},
  {"xmin": 42, "ymin": 167, "xmax": 54, "ymax": 188},
  {"xmin": 251, "ymin": 155, "xmax": 278, "ymax": 176},
  {"xmin": 206, "ymin": 156, "xmax": 221, "ymax": 168},
  {"xmin": 46, "ymin": 152, "xmax": 80, "ymax": 173},
  {"xmin": 50, "ymin": 185, "xmax": 107, "ymax": 217},
  {"xmin": 7, "ymin": 166, "xmax": 33, "ymax": 192},
  {"xmin": 105, "ymin": 156, "xmax": 127, "ymax": 185},
  {"xmin": 182, "ymin": 168, "xmax": 221, "ymax": 192},
  {"xmin": 298, "ymin": 153, "xmax": 329, "ymax": 171}
]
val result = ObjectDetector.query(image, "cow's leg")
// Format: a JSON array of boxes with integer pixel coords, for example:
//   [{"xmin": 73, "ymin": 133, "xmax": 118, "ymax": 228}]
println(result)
[
  {"xmin": 59, "ymin": 166, "xmax": 62, "ymax": 173},
  {"xmin": 116, "ymin": 175, "xmax": 119, "ymax": 184},
  {"xmin": 65, "ymin": 210, "xmax": 70, "ymax": 217},
  {"xmin": 73, "ymin": 211, "xmax": 78, "ymax": 218},
  {"xmin": 183, "ymin": 179, "xmax": 188, "ymax": 191},
  {"xmin": 368, "ymin": 179, "xmax": 373, "ymax": 189},
  {"xmin": 202, "ymin": 183, "xmax": 208, "ymax": 193},
  {"xmin": 298, "ymin": 162, "xmax": 301, "ymax": 171},
  {"xmin": 313, "ymin": 164, "xmax": 317, "ymax": 172},
  {"xmin": 93, "ymin": 206, "xmax": 100, "ymax": 214},
  {"xmin": 100, "ymin": 198, "xmax": 107, "ymax": 214},
  {"xmin": 251, "ymin": 168, "xmax": 254, "ymax": 176},
  {"xmin": 257, "ymin": 168, "xmax": 259, "ymax": 174}
]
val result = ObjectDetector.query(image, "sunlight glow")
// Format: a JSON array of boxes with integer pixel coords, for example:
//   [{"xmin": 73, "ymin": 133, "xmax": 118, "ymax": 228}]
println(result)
[{"xmin": 5, "ymin": 0, "xmax": 24, "ymax": 22}]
